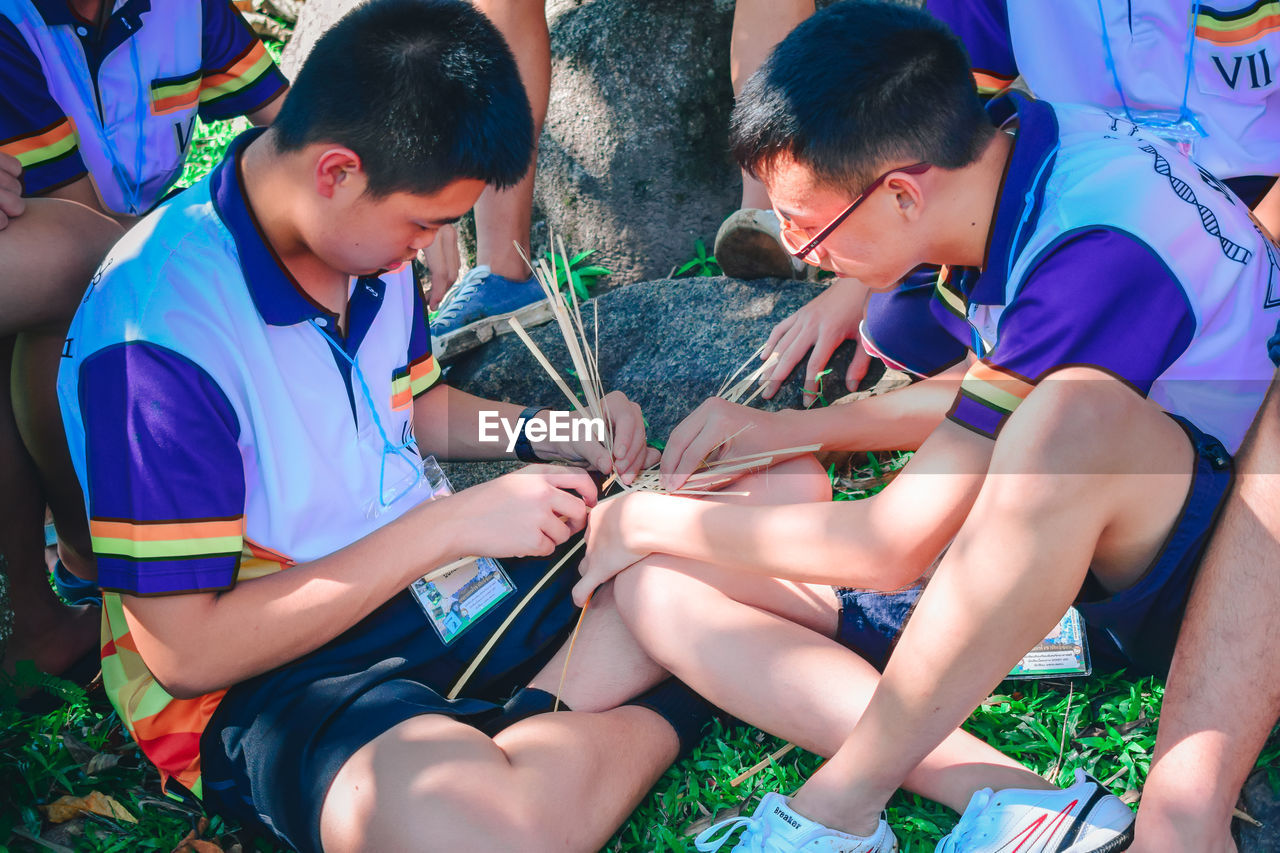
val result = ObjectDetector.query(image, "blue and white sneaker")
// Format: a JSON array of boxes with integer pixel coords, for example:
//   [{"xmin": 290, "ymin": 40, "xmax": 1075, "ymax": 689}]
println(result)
[
  {"xmin": 695, "ymin": 792, "xmax": 898, "ymax": 853},
  {"xmin": 935, "ymin": 770, "xmax": 1135, "ymax": 853},
  {"xmin": 431, "ymin": 264, "xmax": 553, "ymax": 360}
]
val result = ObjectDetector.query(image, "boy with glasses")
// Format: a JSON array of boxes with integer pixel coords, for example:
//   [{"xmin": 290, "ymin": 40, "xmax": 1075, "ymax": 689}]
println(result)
[{"xmin": 576, "ymin": 2, "xmax": 1280, "ymax": 851}]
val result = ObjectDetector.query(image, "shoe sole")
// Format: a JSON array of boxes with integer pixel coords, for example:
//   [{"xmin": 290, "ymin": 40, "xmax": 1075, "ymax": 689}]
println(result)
[
  {"xmin": 715, "ymin": 226, "xmax": 802, "ymax": 280},
  {"xmin": 434, "ymin": 298, "xmax": 557, "ymax": 362},
  {"xmin": 1062, "ymin": 822, "xmax": 1135, "ymax": 852}
]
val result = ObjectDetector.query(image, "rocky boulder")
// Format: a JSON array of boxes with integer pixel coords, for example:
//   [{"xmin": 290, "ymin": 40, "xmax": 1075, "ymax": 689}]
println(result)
[
  {"xmin": 1238, "ymin": 768, "xmax": 1280, "ymax": 853},
  {"xmin": 283, "ymin": 0, "xmax": 739, "ymax": 285},
  {"xmin": 440, "ymin": 276, "xmax": 891, "ymax": 488}
]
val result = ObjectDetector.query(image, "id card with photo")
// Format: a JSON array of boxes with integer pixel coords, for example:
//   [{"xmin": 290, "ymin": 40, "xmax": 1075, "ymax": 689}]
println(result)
[
  {"xmin": 409, "ymin": 556, "xmax": 516, "ymax": 646},
  {"xmin": 406, "ymin": 457, "xmax": 516, "ymax": 645},
  {"xmin": 1008, "ymin": 607, "xmax": 1091, "ymax": 679}
]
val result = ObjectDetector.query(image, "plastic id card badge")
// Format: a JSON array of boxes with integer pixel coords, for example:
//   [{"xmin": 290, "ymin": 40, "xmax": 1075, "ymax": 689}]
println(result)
[
  {"xmin": 407, "ymin": 458, "xmax": 516, "ymax": 645},
  {"xmin": 1008, "ymin": 607, "xmax": 1091, "ymax": 680}
]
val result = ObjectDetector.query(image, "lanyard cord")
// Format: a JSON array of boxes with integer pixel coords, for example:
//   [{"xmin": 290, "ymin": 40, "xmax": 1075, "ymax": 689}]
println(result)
[
  {"xmin": 308, "ymin": 317, "xmax": 422, "ymax": 509},
  {"xmin": 1096, "ymin": 0, "xmax": 1204, "ymax": 135},
  {"xmin": 49, "ymin": 21, "xmax": 146, "ymax": 214}
]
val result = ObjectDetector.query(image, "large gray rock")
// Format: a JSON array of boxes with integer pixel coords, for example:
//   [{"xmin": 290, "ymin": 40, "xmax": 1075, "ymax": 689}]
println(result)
[
  {"xmin": 440, "ymin": 276, "xmax": 881, "ymax": 488},
  {"xmin": 533, "ymin": 0, "xmax": 738, "ymax": 285},
  {"xmin": 1239, "ymin": 769, "xmax": 1280, "ymax": 852},
  {"xmin": 282, "ymin": 0, "xmax": 737, "ymax": 285}
]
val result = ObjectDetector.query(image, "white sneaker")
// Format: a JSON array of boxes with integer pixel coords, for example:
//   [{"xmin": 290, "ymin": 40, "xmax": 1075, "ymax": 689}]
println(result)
[
  {"xmin": 935, "ymin": 769, "xmax": 1135, "ymax": 853},
  {"xmin": 695, "ymin": 792, "xmax": 898, "ymax": 853}
]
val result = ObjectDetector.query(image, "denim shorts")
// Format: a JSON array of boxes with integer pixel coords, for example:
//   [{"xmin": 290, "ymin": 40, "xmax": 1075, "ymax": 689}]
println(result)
[
  {"xmin": 200, "ymin": 541, "xmax": 582, "ymax": 853},
  {"xmin": 835, "ymin": 416, "xmax": 1233, "ymax": 677}
]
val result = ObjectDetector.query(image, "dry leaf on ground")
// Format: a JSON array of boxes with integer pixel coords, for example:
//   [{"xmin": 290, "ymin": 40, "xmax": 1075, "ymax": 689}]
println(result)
[{"xmin": 41, "ymin": 790, "xmax": 137, "ymax": 824}]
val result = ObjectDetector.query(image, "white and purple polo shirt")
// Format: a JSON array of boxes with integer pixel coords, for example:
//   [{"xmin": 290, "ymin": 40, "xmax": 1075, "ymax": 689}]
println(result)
[
  {"xmin": 0, "ymin": 0, "xmax": 286, "ymax": 213},
  {"xmin": 864, "ymin": 94, "xmax": 1280, "ymax": 454},
  {"xmin": 927, "ymin": 0, "xmax": 1280, "ymax": 201},
  {"xmin": 56, "ymin": 129, "xmax": 441, "ymax": 795}
]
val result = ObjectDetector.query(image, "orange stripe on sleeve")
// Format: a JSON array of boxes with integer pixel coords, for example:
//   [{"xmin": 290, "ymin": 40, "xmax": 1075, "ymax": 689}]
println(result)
[
  {"xmin": 90, "ymin": 518, "xmax": 244, "ymax": 542},
  {"xmin": 966, "ymin": 361, "xmax": 1036, "ymax": 399},
  {"xmin": 0, "ymin": 119, "xmax": 75, "ymax": 157},
  {"xmin": 202, "ymin": 41, "xmax": 269, "ymax": 91}
]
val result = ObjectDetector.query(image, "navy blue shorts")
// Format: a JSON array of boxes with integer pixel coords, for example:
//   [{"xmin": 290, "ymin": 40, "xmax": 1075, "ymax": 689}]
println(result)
[
  {"xmin": 834, "ymin": 416, "xmax": 1233, "ymax": 677},
  {"xmin": 200, "ymin": 542, "xmax": 582, "ymax": 853}
]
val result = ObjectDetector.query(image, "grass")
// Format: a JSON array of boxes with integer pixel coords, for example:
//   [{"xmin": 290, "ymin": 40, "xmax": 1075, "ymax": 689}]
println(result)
[{"xmin": 2, "ymin": 450, "xmax": 1232, "ymax": 853}]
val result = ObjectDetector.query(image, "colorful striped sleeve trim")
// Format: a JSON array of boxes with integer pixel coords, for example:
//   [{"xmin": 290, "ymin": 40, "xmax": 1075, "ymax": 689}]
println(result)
[
  {"xmin": 199, "ymin": 40, "xmax": 275, "ymax": 106},
  {"xmin": 946, "ymin": 360, "xmax": 1037, "ymax": 439},
  {"xmin": 1, "ymin": 117, "xmax": 78, "ymax": 170},
  {"xmin": 90, "ymin": 517, "xmax": 244, "ymax": 561},
  {"xmin": 933, "ymin": 265, "xmax": 968, "ymax": 319},
  {"xmin": 1196, "ymin": 1, "xmax": 1280, "ymax": 45},
  {"xmin": 150, "ymin": 70, "xmax": 202, "ymax": 116},
  {"xmin": 100, "ymin": 591, "xmax": 224, "ymax": 797},
  {"xmin": 390, "ymin": 352, "xmax": 442, "ymax": 410},
  {"xmin": 973, "ymin": 68, "xmax": 1016, "ymax": 98}
]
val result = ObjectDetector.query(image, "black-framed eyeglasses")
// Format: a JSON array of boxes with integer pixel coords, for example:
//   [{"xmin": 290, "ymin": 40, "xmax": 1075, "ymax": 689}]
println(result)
[{"xmin": 776, "ymin": 162, "xmax": 931, "ymax": 264}]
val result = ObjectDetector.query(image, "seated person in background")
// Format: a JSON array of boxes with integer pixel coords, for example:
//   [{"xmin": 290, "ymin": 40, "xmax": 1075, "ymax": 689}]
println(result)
[
  {"xmin": 55, "ymin": 2, "xmax": 795, "ymax": 849},
  {"xmin": 0, "ymin": 150, "xmax": 120, "ymax": 679},
  {"xmin": 0, "ymin": 0, "xmax": 289, "ymax": 657},
  {"xmin": 577, "ymin": 3, "xmax": 1280, "ymax": 851},
  {"xmin": 0, "ymin": 0, "xmax": 288, "ymax": 223}
]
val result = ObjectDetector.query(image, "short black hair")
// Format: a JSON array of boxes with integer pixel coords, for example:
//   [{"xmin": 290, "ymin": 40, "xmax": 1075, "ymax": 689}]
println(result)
[
  {"xmin": 273, "ymin": 0, "xmax": 533, "ymax": 197},
  {"xmin": 730, "ymin": 1, "xmax": 994, "ymax": 192}
]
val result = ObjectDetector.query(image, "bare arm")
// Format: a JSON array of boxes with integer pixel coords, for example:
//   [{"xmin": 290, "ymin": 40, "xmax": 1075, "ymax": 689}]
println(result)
[
  {"xmin": 413, "ymin": 382, "xmax": 535, "ymax": 460},
  {"xmin": 246, "ymin": 87, "xmax": 286, "ymax": 126},
  {"xmin": 123, "ymin": 464, "xmax": 599, "ymax": 698},
  {"xmin": 660, "ymin": 360, "xmax": 968, "ymax": 489},
  {"xmin": 579, "ymin": 419, "xmax": 993, "ymax": 601},
  {"xmin": 413, "ymin": 383, "xmax": 657, "ymax": 479},
  {"xmin": 43, "ymin": 175, "xmax": 138, "ymax": 229}
]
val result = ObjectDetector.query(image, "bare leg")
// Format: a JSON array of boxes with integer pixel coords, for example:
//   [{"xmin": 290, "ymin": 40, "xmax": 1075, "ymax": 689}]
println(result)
[
  {"xmin": 615, "ymin": 455, "xmax": 1050, "ymax": 814},
  {"xmin": 730, "ymin": 0, "xmax": 814, "ymax": 210},
  {"xmin": 7, "ymin": 198, "xmax": 119, "ymax": 576},
  {"xmin": 470, "ymin": 0, "xmax": 549, "ymax": 281},
  {"xmin": 524, "ymin": 580, "xmax": 667, "ymax": 712},
  {"xmin": 1131, "ymin": 377, "xmax": 1280, "ymax": 853},
  {"xmin": 787, "ymin": 369, "xmax": 1195, "ymax": 835},
  {"xmin": 0, "ymin": 336, "xmax": 97, "ymax": 677},
  {"xmin": 13, "ymin": 326, "xmax": 94, "ymax": 573},
  {"xmin": 321, "ymin": 703, "xmax": 677, "ymax": 853},
  {"xmin": 0, "ymin": 199, "xmax": 119, "ymax": 676}
]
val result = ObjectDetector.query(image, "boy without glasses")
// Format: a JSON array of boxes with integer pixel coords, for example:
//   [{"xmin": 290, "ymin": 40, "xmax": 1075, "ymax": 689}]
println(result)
[
  {"xmin": 577, "ymin": 3, "xmax": 1280, "ymax": 851},
  {"xmin": 53, "ymin": 2, "xmax": 755, "ymax": 849}
]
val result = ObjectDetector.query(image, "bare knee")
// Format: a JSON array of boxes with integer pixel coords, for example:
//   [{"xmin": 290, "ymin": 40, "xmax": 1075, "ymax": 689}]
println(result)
[
  {"xmin": 982, "ymin": 367, "xmax": 1193, "ymax": 550},
  {"xmin": 614, "ymin": 561, "xmax": 690, "ymax": 626},
  {"xmin": 993, "ymin": 366, "xmax": 1167, "ymax": 479},
  {"xmin": 321, "ymin": 722, "xmax": 550, "ymax": 853},
  {"xmin": 0, "ymin": 199, "xmax": 122, "ymax": 331},
  {"xmin": 731, "ymin": 453, "xmax": 831, "ymax": 505},
  {"xmin": 612, "ymin": 562, "xmax": 703, "ymax": 665}
]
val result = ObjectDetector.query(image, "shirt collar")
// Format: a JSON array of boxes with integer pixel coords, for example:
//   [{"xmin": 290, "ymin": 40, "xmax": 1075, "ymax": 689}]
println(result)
[
  {"xmin": 210, "ymin": 128, "xmax": 339, "ymax": 328},
  {"xmin": 34, "ymin": 0, "xmax": 147, "ymax": 30},
  {"xmin": 964, "ymin": 92, "xmax": 1061, "ymax": 306},
  {"xmin": 31, "ymin": 0, "xmax": 77, "ymax": 25}
]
